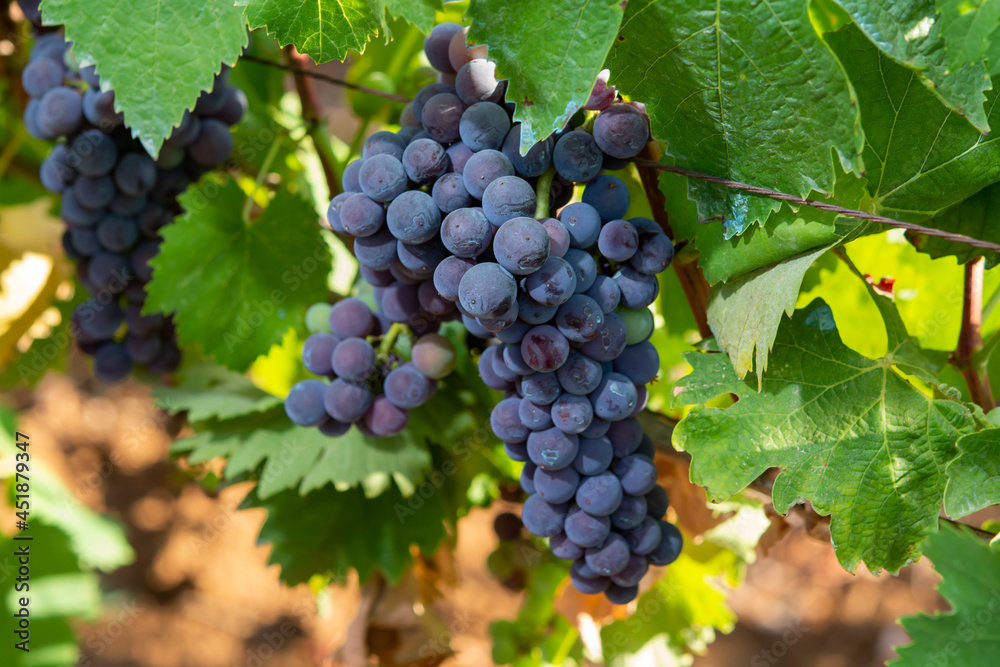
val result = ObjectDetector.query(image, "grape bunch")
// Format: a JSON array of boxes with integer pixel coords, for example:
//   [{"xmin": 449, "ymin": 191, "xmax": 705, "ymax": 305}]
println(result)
[
  {"xmin": 22, "ymin": 32, "xmax": 245, "ymax": 382},
  {"xmin": 284, "ymin": 298, "xmax": 459, "ymax": 438},
  {"xmin": 321, "ymin": 21, "xmax": 682, "ymax": 603}
]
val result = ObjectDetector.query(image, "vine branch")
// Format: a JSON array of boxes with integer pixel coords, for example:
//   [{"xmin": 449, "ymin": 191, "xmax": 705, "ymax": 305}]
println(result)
[
  {"xmin": 630, "ymin": 158, "xmax": 1000, "ymax": 253},
  {"xmin": 244, "ymin": 53, "xmax": 412, "ymax": 103},
  {"xmin": 954, "ymin": 257, "xmax": 995, "ymax": 410}
]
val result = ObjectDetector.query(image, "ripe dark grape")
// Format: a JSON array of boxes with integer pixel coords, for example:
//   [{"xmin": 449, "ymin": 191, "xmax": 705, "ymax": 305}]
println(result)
[
  {"xmin": 583, "ymin": 175, "xmax": 631, "ymax": 222},
  {"xmin": 614, "ymin": 266, "xmax": 659, "ymax": 309},
  {"xmin": 459, "ymin": 262, "xmax": 517, "ymax": 318},
  {"xmin": 459, "ymin": 101, "xmax": 510, "ymax": 151},
  {"xmin": 607, "ymin": 418, "xmax": 643, "ymax": 458},
  {"xmin": 432, "ymin": 172, "xmax": 473, "ymax": 213},
  {"xmin": 455, "ymin": 59, "xmax": 505, "ymax": 105},
  {"xmin": 523, "ymin": 256, "xmax": 576, "ymax": 306},
  {"xmin": 441, "ymin": 207, "xmax": 492, "ymax": 257},
  {"xmin": 611, "ymin": 494, "xmax": 648, "ymax": 530},
  {"xmin": 558, "ymin": 202, "xmax": 602, "ymax": 249},
  {"xmin": 342, "ymin": 158, "xmax": 365, "ymax": 192},
  {"xmin": 493, "ymin": 216, "xmax": 549, "ymax": 275},
  {"xmin": 573, "ymin": 436, "xmax": 614, "ymax": 476},
  {"xmin": 22, "ymin": 57, "xmax": 64, "ymax": 97},
  {"xmin": 329, "ymin": 298, "xmax": 375, "ymax": 339},
  {"xmin": 188, "ymin": 119, "xmax": 235, "ymax": 166},
  {"xmin": 563, "ymin": 248, "xmax": 598, "ymax": 293},
  {"xmin": 445, "ymin": 141, "xmax": 474, "ymax": 174},
  {"xmin": 533, "ymin": 465, "xmax": 581, "ymax": 504},
  {"xmin": 73, "ymin": 175, "xmax": 115, "ymax": 209},
  {"xmin": 332, "ymin": 337, "xmax": 376, "ymax": 381},
  {"xmin": 70, "ymin": 129, "xmax": 118, "ymax": 176},
  {"xmin": 551, "ymin": 394, "xmax": 594, "ymax": 434},
  {"xmin": 565, "ymin": 505, "xmax": 612, "ymax": 548},
  {"xmin": 598, "ymin": 219, "xmax": 639, "ymax": 262},
  {"xmin": 38, "ymin": 86, "xmax": 83, "ymax": 137},
  {"xmin": 550, "ymin": 533, "xmax": 585, "ymax": 560},
  {"xmin": 402, "ymin": 138, "xmax": 449, "ymax": 185},
  {"xmin": 502, "ymin": 125, "xmax": 553, "ymax": 178},
  {"xmin": 424, "ymin": 22, "xmax": 463, "ymax": 73},
  {"xmin": 386, "ymin": 190, "xmax": 441, "ymax": 243},
  {"xmin": 482, "ymin": 176, "xmax": 536, "ymax": 226},
  {"xmin": 363, "ymin": 130, "xmax": 406, "ymax": 160},
  {"xmin": 521, "ymin": 495, "xmax": 567, "ymax": 538},
  {"xmin": 397, "ymin": 237, "xmax": 449, "ymax": 274},
  {"xmin": 593, "ymin": 104, "xmax": 650, "ymax": 159},
  {"xmin": 576, "ymin": 472, "xmax": 623, "ymax": 516},
  {"xmin": 623, "ymin": 516, "xmax": 662, "ymax": 555},
  {"xmin": 93, "ymin": 342, "xmax": 132, "ymax": 383},
  {"xmin": 647, "ymin": 521, "xmax": 683, "ymax": 566},
  {"xmin": 286, "ymin": 379, "xmax": 330, "ymax": 427},
  {"xmin": 590, "ymin": 372, "xmax": 638, "ymax": 421},
  {"xmin": 578, "ymin": 311, "xmax": 628, "ymax": 362},
  {"xmin": 354, "ymin": 227, "xmax": 399, "ymax": 270},
  {"xmin": 412, "ymin": 82, "xmax": 453, "ymax": 122},
  {"xmin": 553, "ymin": 130, "xmax": 603, "ymax": 182},
  {"xmin": 518, "ymin": 397, "xmax": 554, "ymax": 430},
  {"xmin": 421, "ymin": 92, "xmax": 465, "ymax": 144},
  {"xmin": 631, "ymin": 232, "xmax": 675, "ymax": 275},
  {"xmin": 557, "ymin": 352, "xmax": 604, "ymax": 395},
  {"xmin": 324, "ymin": 379, "xmax": 373, "ymax": 423},
  {"xmin": 527, "ymin": 428, "xmax": 579, "ymax": 470},
  {"xmin": 555, "ymin": 294, "xmax": 604, "ymax": 342},
  {"xmin": 359, "ymin": 154, "xmax": 408, "ymax": 202},
  {"xmin": 585, "ymin": 532, "xmax": 630, "ymax": 576},
  {"xmin": 340, "ymin": 193, "xmax": 385, "ymax": 237},
  {"xmin": 384, "ymin": 363, "xmax": 432, "ymax": 409},
  {"xmin": 585, "ymin": 275, "xmax": 622, "ymax": 313},
  {"xmin": 463, "ymin": 149, "xmax": 514, "ymax": 199}
]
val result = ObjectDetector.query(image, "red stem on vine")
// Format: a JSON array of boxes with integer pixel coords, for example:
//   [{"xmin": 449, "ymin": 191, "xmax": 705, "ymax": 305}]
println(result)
[
  {"xmin": 955, "ymin": 257, "xmax": 995, "ymax": 410},
  {"xmin": 634, "ymin": 144, "xmax": 713, "ymax": 339}
]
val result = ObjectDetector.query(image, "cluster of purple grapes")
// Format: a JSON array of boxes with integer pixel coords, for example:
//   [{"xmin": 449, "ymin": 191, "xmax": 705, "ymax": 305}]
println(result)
[
  {"xmin": 283, "ymin": 298, "xmax": 459, "ymax": 437},
  {"xmin": 22, "ymin": 32, "xmax": 244, "ymax": 382},
  {"xmin": 319, "ymin": 22, "xmax": 682, "ymax": 603}
]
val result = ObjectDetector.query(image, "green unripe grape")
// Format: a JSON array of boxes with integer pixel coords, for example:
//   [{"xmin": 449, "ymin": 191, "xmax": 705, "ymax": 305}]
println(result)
[
  {"xmin": 348, "ymin": 71, "xmax": 396, "ymax": 118},
  {"xmin": 411, "ymin": 333, "xmax": 457, "ymax": 379},
  {"xmin": 617, "ymin": 306, "xmax": 654, "ymax": 345},
  {"xmin": 305, "ymin": 303, "xmax": 333, "ymax": 334}
]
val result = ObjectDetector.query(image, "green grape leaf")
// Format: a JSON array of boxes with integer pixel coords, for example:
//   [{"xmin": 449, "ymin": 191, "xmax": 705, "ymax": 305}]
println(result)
[
  {"xmin": 237, "ymin": 0, "xmax": 384, "ymax": 64},
  {"xmin": 609, "ymin": 0, "xmax": 863, "ymax": 233},
  {"xmin": 832, "ymin": 0, "xmax": 993, "ymax": 132},
  {"xmin": 252, "ymin": 482, "xmax": 448, "ymax": 585},
  {"xmin": 907, "ymin": 183, "xmax": 1000, "ymax": 269},
  {"xmin": 42, "ymin": 0, "xmax": 248, "ymax": 156},
  {"xmin": 170, "ymin": 408, "xmax": 432, "ymax": 500},
  {"xmin": 467, "ymin": 0, "xmax": 625, "ymax": 153},
  {"xmin": 943, "ymin": 428, "xmax": 1000, "ymax": 518},
  {"xmin": 152, "ymin": 364, "xmax": 283, "ymax": 422},
  {"xmin": 385, "ymin": 0, "xmax": 441, "ymax": 34},
  {"xmin": 707, "ymin": 245, "xmax": 832, "ymax": 386},
  {"xmin": 674, "ymin": 297, "xmax": 975, "ymax": 574},
  {"xmin": 826, "ymin": 23, "xmax": 1000, "ymax": 221},
  {"xmin": 892, "ymin": 524, "xmax": 1000, "ymax": 666},
  {"xmin": 601, "ymin": 545, "xmax": 738, "ymax": 661},
  {"xmin": 936, "ymin": 0, "xmax": 1000, "ymax": 75},
  {"xmin": 145, "ymin": 178, "xmax": 329, "ymax": 371}
]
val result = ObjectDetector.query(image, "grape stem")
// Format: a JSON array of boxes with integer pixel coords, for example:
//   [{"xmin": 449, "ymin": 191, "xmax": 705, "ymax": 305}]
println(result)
[
  {"xmin": 283, "ymin": 48, "xmax": 341, "ymax": 199},
  {"xmin": 534, "ymin": 167, "xmax": 556, "ymax": 219},
  {"xmin": 241, "ymin": 134, "xmax": 283, "ymax": 224},
  {"xmin": 631, "ymin": 157, "xmax": 1000, "ymax": 253},
  {"xmin": 378, "ymin": 322, "xmax": 407, "ymax": 357},
  {"xmin": 955, "ymin": 256, "xmax": 995, "ymax": 410}
]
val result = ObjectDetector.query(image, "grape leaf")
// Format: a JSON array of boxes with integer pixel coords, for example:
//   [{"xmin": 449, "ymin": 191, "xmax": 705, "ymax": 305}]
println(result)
[
  {"xmin": 385, "ymin": 0, "xmax": 441, "ymax": 34},
  {"xmin": 600, "ymin": 546, "xmax": 737, "ymax": 661},
  {"xmin": 41, "ymin": 0, "xmax": 248, "ymax": 156},
  {"xmin": 145, "ymin": 178, "xmax": 329, "ymax": 371},
  {"xmin": 936, "ymin": 0, "xmax": 1000, "ymax": 75},
  {"xmin": 608, "ymin": 0, "xmax": 864, "ymax": 233},
  {"xmin": 826, "ymin": 23, "xmax": 1000, "ymax": 220},
  {"xmin": 943, "ymin": 428, "xmax": 1000, "ymax": 518},
  {"xmin": 707, "ymin": 245, "xmax": 832, "ymax": 387},
  {"xmin": 152, "ymin": 364, "xmax": 283, "ymax": 422},
  {"xmin": 170, "ymin": 408, "xmax": 433, "ymax": 500},
  {"xmin": 892, "ymin": 524, "xmax": 1000, "ymax": 666},
  {"xmin": 674, "ymin": 296, "xmax": 975, "ymax": 574},
  {"xmin": 236, "ymin": 0, "xmax": 384, "ymax": 64},
  {"xmin": 907, "ymin": 183, "xmax": 1000, "ymax": 269},
  {"xmin": 252, "ymin": 482, "xmax": 448, "ymax": 585},
  {"xmin": 467, "ymin": 0, "xmax": 625, "ymax": 153},
  {"xmin": 831, "ymin": 0, "xmax": 993, "ymax": 132}
]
